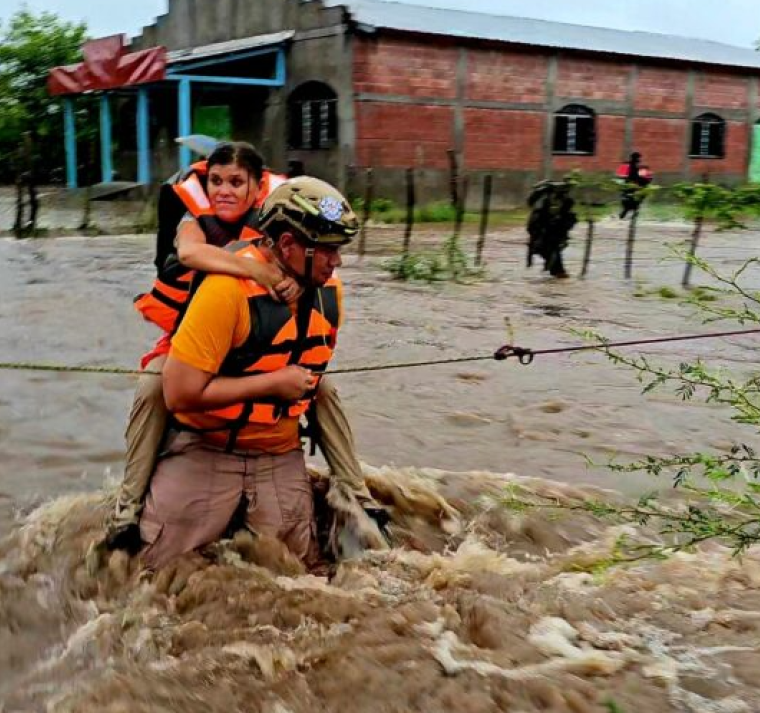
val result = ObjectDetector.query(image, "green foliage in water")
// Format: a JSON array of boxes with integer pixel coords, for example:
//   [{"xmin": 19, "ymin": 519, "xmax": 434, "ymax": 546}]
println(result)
[
  {"xmin": 384, "ymin": 233, "xmax": 484, "ymax": 283},
  {"xmin": 502, "ymin": 254, "xmax": 760, "ymax": 560},
  {"xmin": 674, "ymin": 182, "xmax": 760, "ymax": 231}
]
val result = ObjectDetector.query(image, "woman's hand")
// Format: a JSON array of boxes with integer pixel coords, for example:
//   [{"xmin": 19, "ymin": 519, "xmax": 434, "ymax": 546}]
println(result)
[
  {"xmin": 275, "ymin": 277, "xmax": 303, "ymax": 304},
  {"xmin": 247, "ymin": 260, "xmax": 285, "ymax": 299}
]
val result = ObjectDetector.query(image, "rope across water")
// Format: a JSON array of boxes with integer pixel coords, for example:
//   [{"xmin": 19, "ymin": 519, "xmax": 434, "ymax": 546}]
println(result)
[{"xmin": 1, "ymin": 327, "xmax": 758, "ymax": 378}]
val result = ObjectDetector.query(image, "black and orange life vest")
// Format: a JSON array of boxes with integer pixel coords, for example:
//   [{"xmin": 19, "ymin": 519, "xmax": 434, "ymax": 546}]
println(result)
[
  {"xmin": 134, "ymin": 162, "xmax": 286, "ymax": 334},
  {"xmin": 173, "ymin": 243, "xmax": 341, "ymax": 443}
]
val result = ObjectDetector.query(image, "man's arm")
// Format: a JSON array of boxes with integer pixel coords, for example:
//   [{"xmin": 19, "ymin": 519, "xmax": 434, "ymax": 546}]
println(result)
[
  {"xmin": 163, "ymin": 274, "xmax": 313, "ymax": 413},
  {"xmin": 163, "ymin": 358, "xmax": 314, "ymax": 413}
]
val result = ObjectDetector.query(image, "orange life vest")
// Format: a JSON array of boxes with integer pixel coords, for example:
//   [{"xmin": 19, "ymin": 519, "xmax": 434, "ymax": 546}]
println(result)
[
  {"xmin": 134, "ymin": 164, "xmax": 286, "ymax": 334},
  {"xmin": 173, "ymin": 243, "xmax": 341, "ymax": 447}
]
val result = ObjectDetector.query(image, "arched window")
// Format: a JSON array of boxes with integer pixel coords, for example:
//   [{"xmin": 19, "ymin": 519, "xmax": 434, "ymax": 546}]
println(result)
[
  {"xmin": 288, "ymin": 81, "xmax": 338, "ymax": 150},
  {"xmin": 552, "ymin": 104, "xmax": 596, "ymax": 155},
  {"xmin": 690, "ymin": 113, "xmax": 726, "ymax": 158}
]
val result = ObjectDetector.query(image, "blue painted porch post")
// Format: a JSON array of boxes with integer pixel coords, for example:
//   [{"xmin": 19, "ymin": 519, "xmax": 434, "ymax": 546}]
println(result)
[
  {"xmin": 99, "ymin": 93, "xmax": 113, "ymax": 183},
  {"xmin": 63, "ymin": 97, "xmax": 78, "ymax": 189},
  {"xmin": 178, "ymin": 78, "xmax": 192, "ymax": 170},
  {"xmin": 137, "ymin": 87, "xmax": 151, "ymax": 184},
  {"xmin": 274, "ymin": 48, "xmax": 286, "ymax": 85}
]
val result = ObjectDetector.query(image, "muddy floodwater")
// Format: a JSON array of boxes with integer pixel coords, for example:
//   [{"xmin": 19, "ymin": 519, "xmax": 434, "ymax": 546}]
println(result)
[{"xmin": 2, "ymin": 220, "xmax": 760, "ymax": 712}]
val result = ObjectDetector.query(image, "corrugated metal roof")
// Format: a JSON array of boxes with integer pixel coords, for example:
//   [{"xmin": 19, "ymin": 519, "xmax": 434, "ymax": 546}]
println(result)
[
  {"xmin": 167, "ymin": 30, "xmax": 294, "ymax": 65},
  {"xmin": 325, "ymin": 0, "xmax": 760, "ymax": 70}
]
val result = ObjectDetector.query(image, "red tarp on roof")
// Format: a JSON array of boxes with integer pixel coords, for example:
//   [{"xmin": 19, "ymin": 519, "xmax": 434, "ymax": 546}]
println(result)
[{"xmin": 48, "ymin": 35, "xmax": 167, "ymax": 95}]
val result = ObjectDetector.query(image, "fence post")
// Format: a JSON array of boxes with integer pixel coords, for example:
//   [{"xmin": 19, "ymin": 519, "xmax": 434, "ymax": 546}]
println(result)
[
  {"xmin": 580, "ymin": 219, "xmax": 595, "ymax": 278},
  {"xmin": 624, "ymin": 208, "xmax": 639, "ymax": 279},
  {"xmin": 13, "ymin": 172, "xmax": 24, "ymax": 238},
  {"xmin": 345, "ymin": 163, "xmax": 357, "ymax": 205},
  {"xmin": 23, "ymin": 133, "xmax": 38, "ymax": 235},
  {"xmin": 357, "ymin": 167, "xmax": 373, "ymax": 258},
  {"xmin": 447, "ymin": 149, "xmax": 459, "ymax": 209},
  {"xmin": 402, "ymin": 167, "xmax": 416, "ymax": 256},
  {"xmin": 682, "ymin": 213, "xmax": 703, "ymax": 288},
  {"xmin": 453, "ymin": 173, "xmax": 469, "ymax": 240},
  {"xmin": 475, "ymin": 174, "xmax": 492, "ymax": 266}
]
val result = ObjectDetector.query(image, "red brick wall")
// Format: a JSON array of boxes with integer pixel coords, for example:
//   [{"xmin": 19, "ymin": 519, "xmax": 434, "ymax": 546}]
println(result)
[
  {"xmin": 467, "ymin": 49, "xmax": 549, "ymax": 103},
  {"xmin": 631, "ymin": 118, "xmax": 686, "ymax": 172},
  {"xmin": 352, "ymin": 36, "xmax": 755, "ymax": 179},
  {"xmin": 635, "ymin": 67, "xmax": 687, "ymax": 114},
  {"xmin": 695, "ymin": 71, "xmax": 749, "ymax": 110},
  {"xmin": 555, "ymin": 57, "xmax": 631, "ymax": 101},
  {"xmin": 353, "ymin": 37, "xmax": 458, "ymax": 99},
  {"xmin": 355, "ymin": 102, "xmax": 453, "ymax": 168},
  {"xmin": 552, "ymin": 116, "xmax": 627, "ymax": 172},
  {"xmin": 463, "ymin": 109, "xmax": 543, "ymax": 169}
]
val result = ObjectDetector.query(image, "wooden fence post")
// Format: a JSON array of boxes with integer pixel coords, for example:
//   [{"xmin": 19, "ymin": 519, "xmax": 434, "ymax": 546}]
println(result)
[
  {"xmin": 447, "ymin": 149, "xmax": 459, "ymax": 209},
  {"xmin": 402, "ymin": 167, "xmax": 416, "ymax": 256},
  {"xmin": 580, "ymin": 220, "xmax": 595, "ymax": 278},
  {"xmin": 475, "ymin": 174, "xmax": 492, "ymax": 266},
  {"xmin": 624, "ymin": 208, "xmax": 639, "ymax": 279},
  {"xmin": 357, "ymin": 167, "xmax": 373, "ymax": 258},
  {"xmin": 682, "ymin": 213, "xmax": 703, "ymax": 288},
  {"xmin": 453, "ymin": 173, "xmax": 469, "ymax": 240}
]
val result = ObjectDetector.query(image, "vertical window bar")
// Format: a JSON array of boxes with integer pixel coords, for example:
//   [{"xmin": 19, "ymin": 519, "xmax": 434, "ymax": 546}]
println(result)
[
  {"xmin": 319, "ymin": 101, "xmax": 329, "ymax": 148},
  {"xmin": 700, "ymin": 122, "xmax": 710, "ymax": 156},
  {"xmin": 567, "ymin": 116, "xmax": 577, "ymax": 153},
  {"xmin": 302, "ymin": 101, "xmax": 312, "ymax": 149}
]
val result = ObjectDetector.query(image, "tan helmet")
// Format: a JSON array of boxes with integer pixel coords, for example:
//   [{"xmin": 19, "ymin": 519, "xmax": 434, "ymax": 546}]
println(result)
[{"xmin": 258, "ymin": 176, "xmax": 359, "ymax": 246}]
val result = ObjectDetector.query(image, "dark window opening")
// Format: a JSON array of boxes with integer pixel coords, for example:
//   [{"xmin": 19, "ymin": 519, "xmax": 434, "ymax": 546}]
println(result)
[
  {"xmin": 553, "ymin": 104, "xmax": 596, "ymax": 155},
  {"xmin": 288, "ymin": 81, "xmax": 338, "ymax": 150},
  {"xmin": 690, "ymin": 113, "xmax": 726, "ymax": 159}
]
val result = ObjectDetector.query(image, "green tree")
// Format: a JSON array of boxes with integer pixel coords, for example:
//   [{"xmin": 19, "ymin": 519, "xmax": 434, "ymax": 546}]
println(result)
[{"xmin": 0, "ymin": 9, "xmax": 88, "ymax": 183}]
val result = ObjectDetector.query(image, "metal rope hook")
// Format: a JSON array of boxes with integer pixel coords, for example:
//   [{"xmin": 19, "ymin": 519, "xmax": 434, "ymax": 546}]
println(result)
[{"xmin": 493, "ymin": 344, "xmax": 535, "ymax": 365}]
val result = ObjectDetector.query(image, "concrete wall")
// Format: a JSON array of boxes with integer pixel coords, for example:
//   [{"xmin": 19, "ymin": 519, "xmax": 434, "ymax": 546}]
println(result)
[
  {"xmin": 130, "ymin": 0, "xmax": 353, "ymax": 186},
  {"xmin": 352, "ymin": 32, "xmax": 760, "ymax": 203}
]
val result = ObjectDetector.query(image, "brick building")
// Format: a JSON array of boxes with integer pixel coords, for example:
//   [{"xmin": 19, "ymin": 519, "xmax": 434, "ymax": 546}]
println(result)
[{"xmin": 54, "ymin": 0, "xmax": 760, "ymax": 202}]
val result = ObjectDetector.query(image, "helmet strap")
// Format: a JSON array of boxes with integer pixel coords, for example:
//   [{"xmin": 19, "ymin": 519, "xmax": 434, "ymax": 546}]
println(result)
[
  {"xmin": 304, "ymin": 246, "xmax": 316, "ymax": 288},
  {"xmin": 270, "ymin": 241, "xmax": 318, "ymax": 288}
]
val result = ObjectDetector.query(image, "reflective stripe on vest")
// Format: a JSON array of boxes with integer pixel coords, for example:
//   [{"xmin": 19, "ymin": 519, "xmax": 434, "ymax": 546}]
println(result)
[
  {"xmin": 255, "ymin": 171, "xmax": 288, "ymax": 208},
  {"xmin": 177, "ymin": 243, "xmax": 341, "ymax": 429}
]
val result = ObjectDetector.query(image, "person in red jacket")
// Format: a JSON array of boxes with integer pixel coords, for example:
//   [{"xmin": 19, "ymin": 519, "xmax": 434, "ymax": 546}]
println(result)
[{"xmin": 618, "ymin": 152, "xmax": 653, "ymax": 219}]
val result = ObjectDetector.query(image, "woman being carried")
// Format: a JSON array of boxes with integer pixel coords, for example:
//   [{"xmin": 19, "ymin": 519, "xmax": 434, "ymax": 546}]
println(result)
[{"xmin": 105, "ymin": 142, "xmax": 382, "ymax": 556}]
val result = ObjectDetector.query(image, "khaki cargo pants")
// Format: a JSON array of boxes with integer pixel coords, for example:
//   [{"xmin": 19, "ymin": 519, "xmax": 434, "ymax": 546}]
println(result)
[
  {"xmin": 139, "ymin": 431, "xmax": 318, "ymax": 569},
  {"xmin": 111, "ymin": 363, "xmax": 371, "ymax": 533}
]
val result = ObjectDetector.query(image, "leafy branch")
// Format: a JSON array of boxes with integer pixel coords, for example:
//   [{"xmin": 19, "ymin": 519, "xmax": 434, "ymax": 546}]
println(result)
[{"xmin": 503, "ymin": 256, "xmax": 760, "ymax": 561}]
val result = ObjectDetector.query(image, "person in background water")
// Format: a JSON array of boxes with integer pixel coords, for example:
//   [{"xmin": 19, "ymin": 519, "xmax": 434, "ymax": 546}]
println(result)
[
  {"xmin": 526, "ymin": 180, "xmax": 577, "ymax": 279},
  {"xmin": 619, "ymin": 152, "xmax": 653, "ymax": 219}
]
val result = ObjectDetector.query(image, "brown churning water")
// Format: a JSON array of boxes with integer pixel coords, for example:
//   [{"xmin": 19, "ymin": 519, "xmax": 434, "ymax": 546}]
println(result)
[
  {"xmin": 2, "ymin": 465, "xmax": 760, "ymax": 712},
  {"xmin": 2, "ymin": 228, "xmax": 760, "ymax": 710}
]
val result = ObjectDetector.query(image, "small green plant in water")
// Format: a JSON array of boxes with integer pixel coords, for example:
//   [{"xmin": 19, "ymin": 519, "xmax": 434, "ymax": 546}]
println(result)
[
  {"xmin": 384, "ymin": 252, "xmax": 445, "ymax": 282},
  {"xmin": 657, "ymin": 286, "xmax": 678, "ymax": 299},
  {"xmin": 385, "ymin": 233, "xmax": 484, "ymax": 283}
]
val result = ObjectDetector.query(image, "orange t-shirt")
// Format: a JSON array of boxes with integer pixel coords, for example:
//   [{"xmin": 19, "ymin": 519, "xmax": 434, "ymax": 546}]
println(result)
[{"xmin": 169, "ymin": 274, "xmax": 300, "ymax": 453}]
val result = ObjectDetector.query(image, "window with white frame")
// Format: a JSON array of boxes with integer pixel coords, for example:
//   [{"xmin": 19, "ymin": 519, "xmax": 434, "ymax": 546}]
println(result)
[
  {"xmin": 690, "ymin": 113, "xmax": 726, "ymax": 159},
  {"xmin": 288, "ymin": 81, "xmax": 338, "ymax": 150},
  {"xmin": 552, "ymin": 104, "xmax": 596, "ymax": 155}
]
